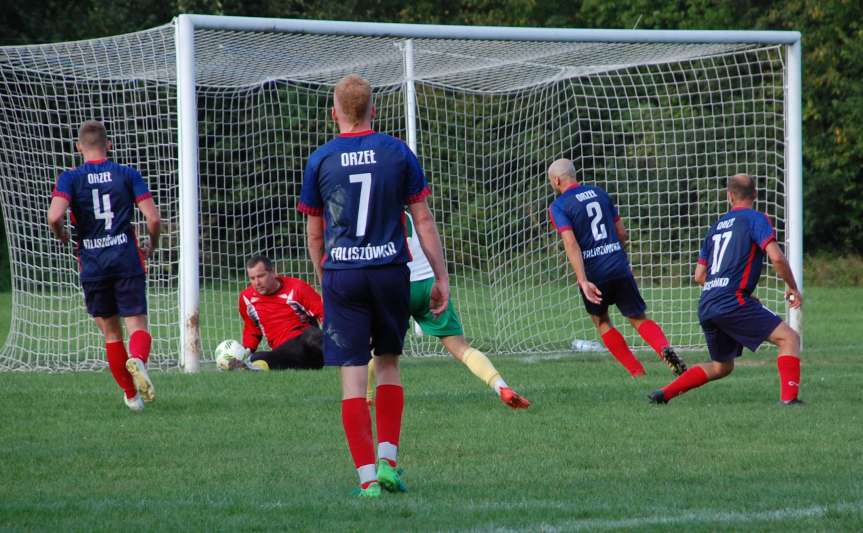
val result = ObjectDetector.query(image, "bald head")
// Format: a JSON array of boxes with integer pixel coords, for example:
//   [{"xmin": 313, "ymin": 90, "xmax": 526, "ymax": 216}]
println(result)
[
  {"xmin": 547, "ymin": 158, "xmax": 579, "ymax": 193},
  {"xmin": 727, "ymin": 173, "xmax": 756, "ymax": 204},
  {"xmin": 333, "ymin": 74, "xmax": 373, "ymax": 127}
]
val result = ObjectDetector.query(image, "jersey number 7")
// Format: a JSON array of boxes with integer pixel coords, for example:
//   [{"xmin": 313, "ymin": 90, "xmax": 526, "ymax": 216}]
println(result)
[{"xmin": 349, "ymin": 173, "xmax": 371, "ymax": 237}]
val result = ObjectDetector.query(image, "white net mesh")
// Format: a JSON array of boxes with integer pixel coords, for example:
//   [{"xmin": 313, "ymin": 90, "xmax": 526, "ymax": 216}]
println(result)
[{"xmin": 0, "ymin": 21, "xmax": 789, "ymax": 369}]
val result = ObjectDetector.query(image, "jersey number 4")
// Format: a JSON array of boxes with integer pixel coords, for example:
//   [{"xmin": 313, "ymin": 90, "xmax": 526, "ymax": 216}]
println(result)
[
  {"xmin": 586, "ymin": 201, "xmax": 608, "ymax": 241},
  {"xmin": 92, "ymin": 189, "xmax": 114, "ymax": 230},
  {"xmin": 710, "ymin": 231, "xmax": 733, "ymax": 274},
  {"xmin": 349, "ymin": 173, "xmax": 371, "ymax": 237}
]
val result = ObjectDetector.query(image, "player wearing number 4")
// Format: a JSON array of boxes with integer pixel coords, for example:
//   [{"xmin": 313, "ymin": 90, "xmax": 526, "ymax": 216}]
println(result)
[
  {"xmin": 47, "ymin": 120, "xmax": 161, "ymax": 411},
  {"xmin": 547, "ymin": 158, "xmax": 686, "ymax": 378},
  {"xmin": 649, "ymin": 174, "xmax": 803, "ymax": 405},
  {"xmin": 299, "ymin": 74, "xmax": 450, "ymax": 497}
]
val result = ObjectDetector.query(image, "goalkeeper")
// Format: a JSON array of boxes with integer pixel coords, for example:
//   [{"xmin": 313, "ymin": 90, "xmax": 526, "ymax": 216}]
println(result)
[
  {"xmin": 368, "ymin": 212, "xmax": 531, "ymax": 410},
  {"xmin": 229, "ymin": 255, "xmax": 324, "ymax": 371}
]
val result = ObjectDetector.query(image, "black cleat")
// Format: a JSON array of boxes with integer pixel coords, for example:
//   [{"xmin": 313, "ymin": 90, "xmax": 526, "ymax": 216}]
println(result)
[
  {"xmin": 661, "ymin": 347, "xmax": 687, "ymax": 376},
  {"xmin": 648, "ymin": 390, "xmax": 668, "ymax": 404},
  {"xmin": 780, "ymin": 398, "xmax": 805, "ymax": 406}
]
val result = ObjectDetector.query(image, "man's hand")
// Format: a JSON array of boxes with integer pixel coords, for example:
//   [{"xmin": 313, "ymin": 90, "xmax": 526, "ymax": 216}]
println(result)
[
  {"xmin": 57, "ymin": 229, "xmax": 70, "ymax": 245},
  {"xmin": 579, "ymin": 280, "xmax": 603, "ymax": 305},
  {"xmin": 785, "ymin": 288, "xmax": 802, "ymax": 309},
  {"xmin": 139, "ymin": 239, "xmax": 154, "ymax": 259},
  {"xmin": 429, "ymin": 279, "xmax": 450, "ymax": 317}
]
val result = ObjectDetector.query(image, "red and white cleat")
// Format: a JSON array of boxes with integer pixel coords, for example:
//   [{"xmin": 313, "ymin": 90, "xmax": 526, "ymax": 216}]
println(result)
[{"xmin": 499, "ymin": 387, "xmax": 531, "ymax": 409}]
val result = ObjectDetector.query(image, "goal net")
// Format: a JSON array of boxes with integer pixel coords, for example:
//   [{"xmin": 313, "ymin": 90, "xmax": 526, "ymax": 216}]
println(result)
[{"xmin": 0, "ymin": 18, "xmax": 800, "ymax": 370}]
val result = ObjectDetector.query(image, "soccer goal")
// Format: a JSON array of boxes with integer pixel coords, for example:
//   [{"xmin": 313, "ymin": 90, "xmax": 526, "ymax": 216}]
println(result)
[{"xmin": 0, "ymin": 16, "xmax": 802, "ymax": 371}]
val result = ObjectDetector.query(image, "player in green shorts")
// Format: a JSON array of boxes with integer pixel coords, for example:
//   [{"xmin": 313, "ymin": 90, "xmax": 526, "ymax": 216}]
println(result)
[{"xmin": 369, "ymin": 212, "xmax": 530, "ymax": 409}]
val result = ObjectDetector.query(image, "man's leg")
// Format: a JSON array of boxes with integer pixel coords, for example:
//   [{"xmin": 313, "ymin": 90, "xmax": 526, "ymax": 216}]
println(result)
[
  {"xmin": 440, "ymin": 335, "xmax": 529, "ymax": 409},
  {"xmin": 123, "ymin": 314, "xmax": 155, "ymax": 402},
  {"xmin": 252, "ymin": 327, "xmax": 324, "ymax": 370},
  {"xmin": 768, "ymin": 322, "xmax": 802, "ymax": 403},
  {"xmin": 340, "ymin": 364, "xmax": 379, "ymax": 495},
  {"xmin": 373, "ymin": 354, "xmax": 407, "ymax": 492},
  {"xmin": 94, "ymin": 315, "xmax": 138, "ymax": 404},
  {"xmin": 629, "ymin": 315, "xmax": 686, "ymax": 375},
  {"xmin": 650, "ymin": 319, "xmax": 738, "ymax": 404},
  {"xmin": 592, "ymin": 313, "xmax": 645, "ymax": 377}
]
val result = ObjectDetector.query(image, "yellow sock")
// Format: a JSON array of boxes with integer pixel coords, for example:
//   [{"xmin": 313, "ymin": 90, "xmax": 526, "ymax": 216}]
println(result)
[
  {"xmin": 366, "ymin": 359, "xmax": 375, "ymax": 404},
  {"xmin": 250, "ymin": 360, "xmax": 269, "ymax": 371},
  {"xmin": 461, "ymin": 347, "xmax": 504, "ymax": 391}
]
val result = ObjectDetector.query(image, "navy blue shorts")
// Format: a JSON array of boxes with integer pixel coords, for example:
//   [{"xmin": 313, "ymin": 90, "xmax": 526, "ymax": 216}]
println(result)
[
  {"xmin": 321, "ymin": 265, "xmax": 410, "ymax": 366},
  {"xmin": 700, "ymin": 299, "xmax": 783, "ymax": 362},
  {"xmin": 81, "ymin": 275, "xmax": 147, "ymax": 318},
  {"xmin": 581, "ymin": 273, "xmax": 646, "ymax": 318}
]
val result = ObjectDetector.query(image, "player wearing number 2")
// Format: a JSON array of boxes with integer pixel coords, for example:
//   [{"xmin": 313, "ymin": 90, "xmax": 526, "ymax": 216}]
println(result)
[
  {"xmin": 299, "ymin": 74, "xmax": 449, "ymax": 497},
  {"xmin": 47, "ymin": 120, "xmax": 161, "ymax": 411},
  {"xmin": 649, "ymin": 173, "xmax": 803, "ymax": 405},
  {"xmin": 547, "ymin": 158, "xmax": 686, "ymax": 377}
]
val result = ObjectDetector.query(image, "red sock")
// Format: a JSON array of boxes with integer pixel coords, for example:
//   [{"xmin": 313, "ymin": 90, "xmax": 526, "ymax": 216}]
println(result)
[
  {"xmin": 661, "ymin": 366, "xmax": 709, "ymax": 400},
  {"xmin": 129, "ymin": 330, "xmax": 152, "ymax": 363},
  {"xmin": 106, "ymin": 341, "xmax": 136, "ymax": 399},
  {"xmin": 375, "ymin": 384, "xmax": 404, "ymax": 467},
  {"xmin": 341, "ymin": 398, "xmax": 377, "ymax": 488},
  {"xmin": 637, "ymin": 320, "xmax": 670, "ymax": 356},
  {"xmin": 777, "ymin": 355, "xmax": 801, "ymax": 402},
  {"xmin": 601, "ymin": 328, "xmax": 645, "ymax": 377}
]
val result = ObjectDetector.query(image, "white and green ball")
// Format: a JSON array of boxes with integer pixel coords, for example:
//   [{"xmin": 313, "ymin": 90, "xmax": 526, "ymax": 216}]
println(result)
[{"xmin": 215, "ymin": 339, "xmax": 246, "ymax": 370}]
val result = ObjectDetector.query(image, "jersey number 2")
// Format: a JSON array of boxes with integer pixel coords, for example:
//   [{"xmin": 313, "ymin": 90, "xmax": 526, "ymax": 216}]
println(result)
[
  {"xmin": 349, "ymin": 173, "xmax": 371, "ymax": 237},
  {"xmin": 92, "ymin": 189, "xmax": 114, "ymax": 230},
  {"xmin": 586, "ymin": 201, "xmax": 607, "ymax": 241},
  {"xmin": 710, "ymin": 231, "xmax": 733, "ymax": 274}
]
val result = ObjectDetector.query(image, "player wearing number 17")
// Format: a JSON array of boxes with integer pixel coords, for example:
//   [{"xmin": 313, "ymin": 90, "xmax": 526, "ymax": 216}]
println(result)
[
  {"xmin": 649, "ymin": 174, "xmax": 803, "ymax": 405},
  {"xmin": 47, "ymin": 120, "xmax": 161, "ymax": 411},
  {"xmin": 298, "ymin": 74, "xmax": 449, "ymax": 497},
  {"xmin": 547, "ymin": 159, "xmax": 686, "ymax": 377}
]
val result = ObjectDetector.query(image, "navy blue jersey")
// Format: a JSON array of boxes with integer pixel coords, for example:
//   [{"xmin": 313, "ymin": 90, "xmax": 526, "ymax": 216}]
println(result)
[
  {"xmin": 298, "ymin": 131, "xmax": 429, "ymax": 270},
  {"xmin": 548, "ymin": 183, "xmax": 630, "ymax": 282},
  {"xmin": 53, "ymin": 159, "xmax": 150, "ymax": 281},
  {"xmin": 697, "ymin": 207, "xmax": 777, "ymax": 320}
]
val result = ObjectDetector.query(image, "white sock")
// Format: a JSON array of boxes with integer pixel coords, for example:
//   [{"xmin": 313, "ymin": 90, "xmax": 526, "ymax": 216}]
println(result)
[
  {"xmin": 493, "ymin": 378, "xmax": 508, "ymax": 395},
  {"xmin": 357, "ymin": 464, "xmax": 376, "ymax": 485},
  {"xmin": 378, "ymin": 441, "xmax": 398, "ymax": 465}
]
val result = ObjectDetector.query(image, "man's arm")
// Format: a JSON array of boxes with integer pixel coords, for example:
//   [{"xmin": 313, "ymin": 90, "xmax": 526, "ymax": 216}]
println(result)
[
  {"xmin": 408, "ymin": 200, "xmax": 449, "ymax": 316},
  {"xmin": 693, "ymin": 263, "xmax": 707, "ymax": 286},
  {"xmin": 238, "ymin": 295, "xmax": 263, "ymax": 352},
  {"xmin": 765, "ymin": 241, "xmax": 802, "ymax": 308},
  {"xmin": 136, "ymin": 197, "xmax": 161, "ymax": 259},
  {"xmin": 559, "ymin": 230, "xmax": 602, "ymax": 304},
  {"xmin": 306, "ymin": 215, "xmax": 325, "ymax": 282},
  {"xmin": 614, "ymin": 219, "xmax": 627, "ymax": 247},
  {"xmin": 47, "ymin": 196, "xmax": 70, "ymax": 244}
]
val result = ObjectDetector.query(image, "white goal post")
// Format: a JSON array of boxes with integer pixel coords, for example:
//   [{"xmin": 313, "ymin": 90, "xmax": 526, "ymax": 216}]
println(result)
[{"xmin": 0, "ymin": 15, "xmax": 802, "ymax": 371}]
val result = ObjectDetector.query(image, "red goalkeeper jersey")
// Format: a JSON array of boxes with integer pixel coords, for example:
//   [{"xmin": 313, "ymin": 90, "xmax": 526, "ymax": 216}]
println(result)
[{"xmin": 238, "ymin": 276, "xmax": 324, "ymax": 351}]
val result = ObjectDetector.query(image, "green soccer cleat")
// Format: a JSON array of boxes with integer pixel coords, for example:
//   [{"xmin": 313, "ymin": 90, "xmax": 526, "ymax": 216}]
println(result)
[
  {"xmin": 376, "ymin": 460, "xmax": 407, "ymax": 493},
  {"xmin": 648, "ymin": 390, "xmax": 668, "ymax": 404},
  {"xmin": 352, "ymin": 482, "xmax": 382, "ymax": 498}
]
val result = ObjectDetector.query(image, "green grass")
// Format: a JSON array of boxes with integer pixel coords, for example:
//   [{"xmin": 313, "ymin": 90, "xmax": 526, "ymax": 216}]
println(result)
[{"xmin": 0, "ymin": 288, "xmax": 862, "ymax": 531}]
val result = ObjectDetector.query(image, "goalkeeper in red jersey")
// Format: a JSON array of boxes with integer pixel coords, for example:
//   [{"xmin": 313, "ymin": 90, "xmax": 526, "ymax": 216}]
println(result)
[
  {"xmin": 547, "ymin": 158, "xmax": 686, "ymax": 377},
  {"xmin": 228, "ymin": 255, "xmax": 324, "ymax": 371},
  {"xmin": 47, "ymin": 120, "xmax": 161, "ymax": 411}
]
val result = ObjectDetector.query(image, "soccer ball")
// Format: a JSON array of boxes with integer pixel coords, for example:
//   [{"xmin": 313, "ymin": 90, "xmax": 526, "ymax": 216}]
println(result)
[{"xmin": 215, "ymin": 339, "xmax": 246, "ymax": 370}]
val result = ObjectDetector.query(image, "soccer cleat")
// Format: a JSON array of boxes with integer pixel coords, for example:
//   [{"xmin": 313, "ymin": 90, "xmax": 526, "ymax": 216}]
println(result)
[
  {"xmin": 660, "ymin": 347, "xmax": 687, "ymax": 376},
  {"xmin": 352, "ymin": 481, "xmax": 382, "ymax": 498},
  {"xmin": 499, "ymin": 387, "xmax": 531, "ymax": 409},
  {"xmin": 376, "ymin": 460, "xmax": 407, "ymax": 493},
  {"xmin": 124, "ymin": 393, "xmax": 144, "ymax": 412},
  {"xmin": 780, "ymin": 398, "xmax": 805, "ymax": 406},
  {"xmin": 648, "ymin": 390, "xmax": 668, "ymax": 404},
  {"xmin": 126, "ymin": 357, "xmax": 155, "ymax": 403}
]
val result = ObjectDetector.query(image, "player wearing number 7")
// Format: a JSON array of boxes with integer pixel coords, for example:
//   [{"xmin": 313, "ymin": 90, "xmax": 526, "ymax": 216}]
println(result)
[
  {"xmin": 47, "ymin": 120, "xmax": 161, "ymax": 412},
  {"xmin": 547, "ymin": 158, "xmax": 686, "ymax": 377},
  {"xmin": 649, "ymin": 173, "xmax": 803, "ymax": 405}
]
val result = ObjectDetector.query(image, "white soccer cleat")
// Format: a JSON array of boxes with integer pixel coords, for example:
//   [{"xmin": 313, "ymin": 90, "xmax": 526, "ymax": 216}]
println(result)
[
  {"xmin": 124, "ymin": 393, "xmax": 144, "ymax": 412},
  {"xmin": 126, "ymin": 357, "xmax": 155, "ymax": 403}
]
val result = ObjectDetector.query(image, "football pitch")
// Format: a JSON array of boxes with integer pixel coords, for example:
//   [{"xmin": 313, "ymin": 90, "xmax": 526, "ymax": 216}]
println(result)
[{"xmin": 0, "ymin": 288, "xmax": 861, "ymax": 531}]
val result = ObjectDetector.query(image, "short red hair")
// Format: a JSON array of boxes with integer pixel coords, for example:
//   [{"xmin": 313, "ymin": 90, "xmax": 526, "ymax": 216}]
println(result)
[{"xmin": 334, "ymin": 74, "xmax": 372, "ymax": 125}]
